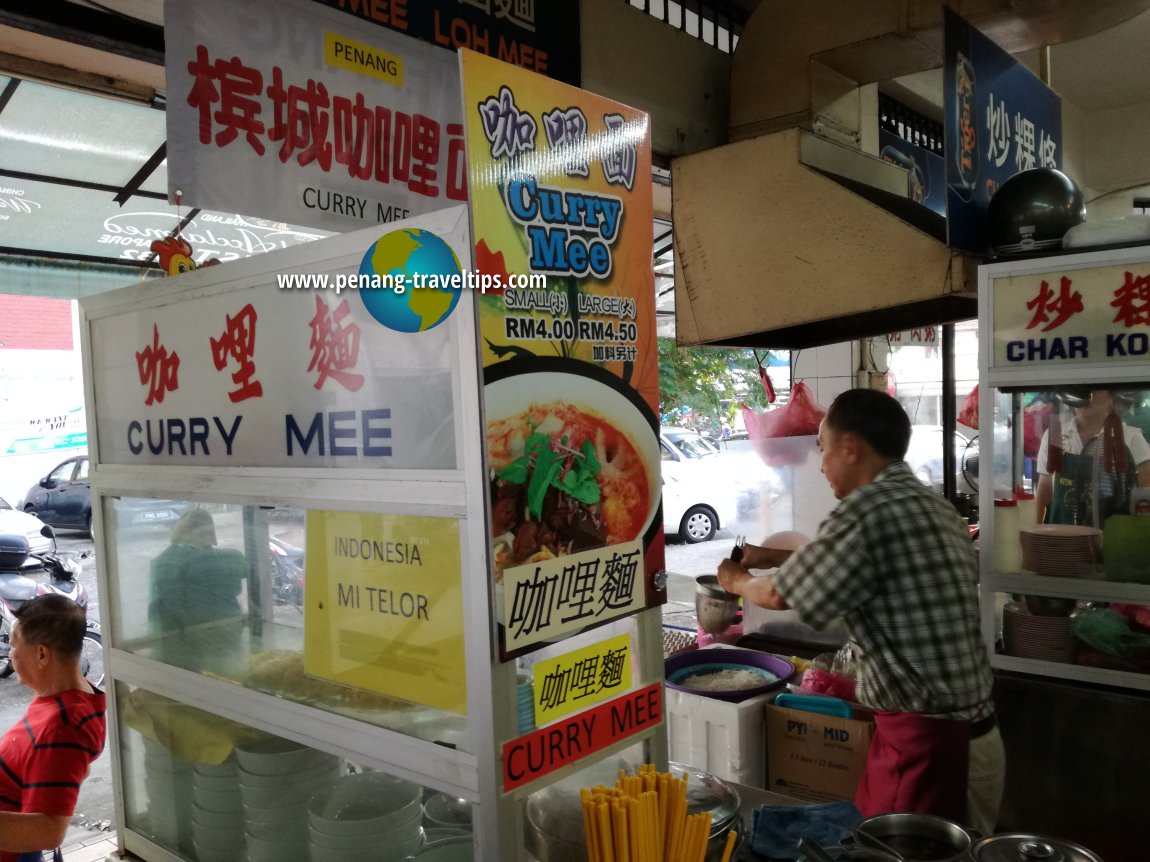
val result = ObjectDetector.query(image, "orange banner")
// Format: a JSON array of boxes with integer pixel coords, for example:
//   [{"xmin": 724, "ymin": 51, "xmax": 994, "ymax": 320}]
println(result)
[{"xmin": 461, "ymin": 50, "xmax": 664, "ymax": 660}]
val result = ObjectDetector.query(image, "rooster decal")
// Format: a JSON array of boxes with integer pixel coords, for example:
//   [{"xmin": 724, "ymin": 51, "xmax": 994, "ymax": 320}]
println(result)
[{"xmin": 150, "ymin": 236, "xmax": 220, "ymax": 276}]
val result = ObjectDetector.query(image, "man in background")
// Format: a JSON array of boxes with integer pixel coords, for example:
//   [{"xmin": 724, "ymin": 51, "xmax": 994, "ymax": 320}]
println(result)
[{"xmin": 0, "ymin": 593, "xmax": 106, "ymax": 861}]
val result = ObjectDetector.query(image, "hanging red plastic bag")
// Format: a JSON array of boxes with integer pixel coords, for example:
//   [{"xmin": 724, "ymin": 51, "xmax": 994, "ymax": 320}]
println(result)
[
  {"xmin": 742, "ymin": 381, "xmax": 827, "ymax": 467},
  {"xmin": 1023, "ymin": 400, "xmax": 1052, "ymax": 460},
  {"xmin": 958, "ymin": 384, "xmax": 979, "ymax": 429}
]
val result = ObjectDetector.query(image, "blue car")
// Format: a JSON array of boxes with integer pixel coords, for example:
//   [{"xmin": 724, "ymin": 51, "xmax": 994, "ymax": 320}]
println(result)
[{"xmin": 23, "ymin": 456, "xmax": 190, "ymax": 536}]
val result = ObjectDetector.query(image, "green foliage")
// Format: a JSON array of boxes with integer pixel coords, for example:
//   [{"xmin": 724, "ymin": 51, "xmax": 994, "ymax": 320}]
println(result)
[
  {"xmin": 496, "ymin": 432, "xmax": 602, "ymax": 521},
  {"xmin": 657, "ymin": 338, "xmax": 780, "ymax": 422}
]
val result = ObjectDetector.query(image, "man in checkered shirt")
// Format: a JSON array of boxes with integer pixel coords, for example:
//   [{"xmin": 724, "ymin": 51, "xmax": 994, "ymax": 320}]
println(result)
[{"xmin": 718, "ymin": 389, "xmax": 997, "ymax": 825}]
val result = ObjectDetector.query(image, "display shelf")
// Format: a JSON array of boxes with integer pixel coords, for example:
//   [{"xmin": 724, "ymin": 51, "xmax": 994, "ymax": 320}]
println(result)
[
  {"xmin": 978, "ymin": 247, "xmax": 1150, "ymax": 696},
  {"xmin": 987, "ymin": 573, "xmax": 1150, "ymax": 604},
  {"xmin": 110, "ymin": 648, "xmax": 481, "ymax": 796},
  {"xmin": 991, "ymin": 654, "xmax": 1150, "ymax": 693}
]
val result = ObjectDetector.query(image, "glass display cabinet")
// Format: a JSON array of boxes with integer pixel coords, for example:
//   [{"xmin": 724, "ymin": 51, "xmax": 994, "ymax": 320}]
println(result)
[
  {"xmin": 978, "ymin": 245, "xmax": 1150, "ymax": 692},
  {"xmin": 80, "ymin": 211, "xmax": 666, "ymax": 862}
]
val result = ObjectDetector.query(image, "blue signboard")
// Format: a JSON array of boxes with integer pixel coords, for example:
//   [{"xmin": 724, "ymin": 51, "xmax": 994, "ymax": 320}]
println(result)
[
  {"xmin": 879, "ymin": 131, "xmax": 946, "ymax": 218},
  {"xmin": 944, "ymin": 7, "xmax": 1061, "ymax": 253}
]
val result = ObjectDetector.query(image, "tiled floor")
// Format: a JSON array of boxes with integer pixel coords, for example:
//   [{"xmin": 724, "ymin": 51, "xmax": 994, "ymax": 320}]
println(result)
[{"xmin": 58, "ymin": 832, "xmax": 122, "ymax": 861}]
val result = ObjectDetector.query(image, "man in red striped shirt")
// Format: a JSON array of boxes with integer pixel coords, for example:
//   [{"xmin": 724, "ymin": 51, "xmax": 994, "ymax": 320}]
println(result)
[{"xmin": 0, "ymin": 594, "xmax": 106, "ymax": 862}]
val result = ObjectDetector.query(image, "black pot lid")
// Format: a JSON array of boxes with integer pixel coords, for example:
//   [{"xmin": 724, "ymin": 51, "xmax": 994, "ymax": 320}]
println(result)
[{"xmin": 972, "ymin": 833, "xmax": 1103, "ymax": 862}]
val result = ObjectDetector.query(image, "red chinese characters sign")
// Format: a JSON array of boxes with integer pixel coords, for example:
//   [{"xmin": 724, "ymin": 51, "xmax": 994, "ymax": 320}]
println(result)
[
  {"xmin": 185, "ymin": 47, "xmax": 466, "ymax": 201},
  {"xmin": 211, "ymin": 303, "xmax": 263, "ymax": 402},
  {"xmin": 991, "ymin": 257, "xmax": 1150, "ymax": 367},
  {"xmin": 137, "ymin": 295, "xmax": 370, "ymax": 411},
  {"xmin": 136, "ymin": 325, "xmax": 180, "ymax": 406},
  {"xmin": 166, "ymin": 0, "xmax": 464, "ymax": 233}
]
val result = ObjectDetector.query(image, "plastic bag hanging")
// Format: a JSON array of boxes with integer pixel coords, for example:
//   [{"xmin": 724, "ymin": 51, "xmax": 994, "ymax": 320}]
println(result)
[
  {"xmin": 958, "ymin": 384, "xmax": 978, "ymax": 429},
  {"xmin": 742, "ymin": 381, "xmax": 827, "ymax": 467},
  {"xmin": 754, "ymin": 350, "xmax": 777, "ymax": 404}
]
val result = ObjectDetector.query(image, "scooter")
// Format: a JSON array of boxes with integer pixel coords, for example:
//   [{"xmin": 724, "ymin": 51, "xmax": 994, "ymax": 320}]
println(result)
[
  {"xmin": 269, "ymin": 536, "xmax": 304, "ymax": 611},
  {"xmin": 0, "ymin": 529, "xmax": 103, "ymax": 688}
]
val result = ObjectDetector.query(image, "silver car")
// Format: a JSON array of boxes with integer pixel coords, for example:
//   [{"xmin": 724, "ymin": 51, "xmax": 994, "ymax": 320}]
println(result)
[{"xmin": 0, "ymin": 496, "xmax": 53, "ymax": 567}]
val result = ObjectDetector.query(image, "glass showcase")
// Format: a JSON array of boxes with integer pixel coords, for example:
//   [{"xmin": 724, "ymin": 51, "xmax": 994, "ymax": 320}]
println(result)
[
  {"xmin": 985, "ymin": 386, "xmax": 1150, "ymax": 678},
  {"xmin": 105, "ymin": 498, "xmax": 471, "ymax": 750}
]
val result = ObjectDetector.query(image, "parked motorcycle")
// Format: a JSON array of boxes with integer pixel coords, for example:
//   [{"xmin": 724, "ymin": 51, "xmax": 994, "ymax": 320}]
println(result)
[
  {"xmin": 0, "ymin": 529, "xmax": 103, "ymax": 688},
  {"xmin": 269, "ymin": 536, "xmax": 304, "ymax": 611}
]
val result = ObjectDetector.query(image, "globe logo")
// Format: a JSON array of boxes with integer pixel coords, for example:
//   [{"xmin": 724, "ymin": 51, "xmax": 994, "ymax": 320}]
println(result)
[{"xmin": 358, "ymin": 228, "xmax": 463, "ymax": 332}]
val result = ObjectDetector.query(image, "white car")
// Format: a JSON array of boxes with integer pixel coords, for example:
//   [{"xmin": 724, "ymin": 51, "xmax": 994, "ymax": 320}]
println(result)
[
  {"xmin": 0, "ymin": 495, "xmax": 53, "ymax": 567},
  {"xmin": 905, "ymin": 425, "xmax": 980, "ymax": 495},
  {"xmin": 660, "ymin": 427, "xmax": 737, "ymax": 543}
]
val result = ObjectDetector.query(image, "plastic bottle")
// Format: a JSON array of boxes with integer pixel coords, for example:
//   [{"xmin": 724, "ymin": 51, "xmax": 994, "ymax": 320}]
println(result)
[
  {"xmin": 1131, "ymin": 488, "xmax": 1150, "ymax": 516},
  {"xmin": 1015, "ymin": 488, "xmax": 1038, "ymax": 526},
  {"xmin": 993, "ymin": 498, "xmax": 1022, "ymax": 573}
]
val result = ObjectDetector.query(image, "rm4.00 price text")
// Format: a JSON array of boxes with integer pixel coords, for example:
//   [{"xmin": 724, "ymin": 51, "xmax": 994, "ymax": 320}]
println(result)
[{"xmin": 505, "ymin": 317, "xmax": 638, "ymax": 342}]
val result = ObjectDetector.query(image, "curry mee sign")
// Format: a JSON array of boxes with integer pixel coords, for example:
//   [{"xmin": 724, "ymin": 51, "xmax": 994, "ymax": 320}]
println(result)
[
  {"xmin": 164, "ymin": 0, "xmax": 465, "ymax": 233},
  {"xmin": 86, "ymin": 209, "xmax": 470, "ymax": 470}
]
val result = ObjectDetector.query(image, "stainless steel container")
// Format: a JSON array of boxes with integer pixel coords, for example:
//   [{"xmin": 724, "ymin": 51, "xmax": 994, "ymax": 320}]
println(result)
[
  {"xmin": 853, "ymin": 812, "xmax": 972, "ymax": 862},
  {"xmin": 695, "ymin": 575, "xmax": 740, "ymax": 635},
  {"xmin": 970, "ymin": 833, "xmax": 1104, "ymax": 862}
]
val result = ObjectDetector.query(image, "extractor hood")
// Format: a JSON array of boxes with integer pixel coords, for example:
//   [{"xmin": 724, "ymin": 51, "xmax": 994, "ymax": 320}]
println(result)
[
  {"xmin": 672, "ymin": 128, "xmax": 973, "ymax": 349},
  {"xmin": 729, "ymin": 0, "xmax": 1150, "ymax": 140}
]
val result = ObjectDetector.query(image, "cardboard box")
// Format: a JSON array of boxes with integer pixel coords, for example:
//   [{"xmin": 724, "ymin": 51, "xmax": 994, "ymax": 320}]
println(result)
[
  {"xmin": 765, "ymin": 704, "xmax": 873, "ymax": 803},
  {"xmin": 665, "ymin": 686, "xmax": 773, "ymax": 786}
]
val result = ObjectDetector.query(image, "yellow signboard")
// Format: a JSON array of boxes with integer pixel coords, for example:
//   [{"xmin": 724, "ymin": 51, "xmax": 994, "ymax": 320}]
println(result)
[
  {"xmin": 324, "ymin": 31, "xmax": 404, "ymax": 86},
  {"xmin": 304, "ymin": 511, "xmax": 467, "ymax": 714},
  {"xmin": 532, "ymin": 634, "xmax": 632, "ymax": 727},
  {"xmin": 503, "ymin": 539, "xmax": 644, "ymax": 653}
]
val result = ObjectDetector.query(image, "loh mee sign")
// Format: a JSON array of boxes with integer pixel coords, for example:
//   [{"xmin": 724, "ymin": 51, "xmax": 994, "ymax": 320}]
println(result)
[{"xmin": 460, "ymin": 50, "xmax": 662, "ymax": 660}]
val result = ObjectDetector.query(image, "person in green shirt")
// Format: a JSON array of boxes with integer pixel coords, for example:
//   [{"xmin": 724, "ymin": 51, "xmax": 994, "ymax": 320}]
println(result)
[{"xmin": 149, "ymin": 508, "xmax": 247, "ymax": 674}]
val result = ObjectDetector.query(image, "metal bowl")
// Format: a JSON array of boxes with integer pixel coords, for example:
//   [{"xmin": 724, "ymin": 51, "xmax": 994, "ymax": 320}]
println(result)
[
  {"xmin": 695, "ymin": 575, "xmax": 740, "ymax": 634},
  {"xmin": 854, "ymin": 813, "xmax": 972, "ymax": 862}
]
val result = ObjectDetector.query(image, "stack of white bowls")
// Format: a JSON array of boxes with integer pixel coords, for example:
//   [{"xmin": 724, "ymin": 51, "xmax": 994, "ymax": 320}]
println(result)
[
  {"xmin": 236, "ymin": 737, "xmax": 342, "ymax": 862},
  {"xmin": 142, "ymin": 738, "xmax": 194, "ymax": 857},
  {"xmin": 408, "ymin": 836, "xmax": 475, "ymax": 861},
  {"xmin": 191, "ymin": 758, "xmax": 245, "ymax": 862},
  {"xmin": 308, "ymin": 771, "xmax": 425, "ymax": 862}
]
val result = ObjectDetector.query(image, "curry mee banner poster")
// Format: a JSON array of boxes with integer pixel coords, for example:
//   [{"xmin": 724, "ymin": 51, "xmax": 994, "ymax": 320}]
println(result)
[{"xmin": 459, "ymin": 50, "xmax": 663, "ymax": 660}]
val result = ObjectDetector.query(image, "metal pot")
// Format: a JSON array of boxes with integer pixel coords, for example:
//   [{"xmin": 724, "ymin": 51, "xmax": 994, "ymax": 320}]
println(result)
[
  {"xmin": 695, "ymin": 575, "xmax": 740, "ymax": 634},
  {"xmin": 853, "ymin": 813, "xmax": 972, "ymax": 862},
  {"xmin": 969, "ymin": 833, "xmax": 1104, "ymax": 862}
]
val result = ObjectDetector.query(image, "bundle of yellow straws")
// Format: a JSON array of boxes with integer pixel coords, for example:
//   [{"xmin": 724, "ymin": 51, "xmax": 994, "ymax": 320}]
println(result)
[{"xmin": 579, "ymin": 764, "xmax": 739, "ymax": 862}]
